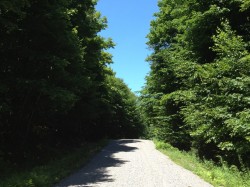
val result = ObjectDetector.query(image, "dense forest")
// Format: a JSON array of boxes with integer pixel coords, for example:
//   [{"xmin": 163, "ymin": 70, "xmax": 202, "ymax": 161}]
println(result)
[
  {"xmin": 139, "ymin": 0, "xmax": 250, "ymax": 168},
  {"xmin": 0, "ymin": 0, "xmax": 143, "ymax": 163},
  {"xmin": 1, "ymin": 0, "xmax": 250, "ymax": 175}
]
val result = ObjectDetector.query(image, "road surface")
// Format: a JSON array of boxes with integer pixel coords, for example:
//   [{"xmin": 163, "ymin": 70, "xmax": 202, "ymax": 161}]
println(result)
[{"xmin": 55, "ymin": 139, "xmax": 213, "ymax": 187}]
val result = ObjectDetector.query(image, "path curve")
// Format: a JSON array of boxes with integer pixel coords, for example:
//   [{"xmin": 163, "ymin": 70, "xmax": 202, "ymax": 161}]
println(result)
[{"xmin": 55, "ymin": 139, "xmax": 213, "ymax": 187}]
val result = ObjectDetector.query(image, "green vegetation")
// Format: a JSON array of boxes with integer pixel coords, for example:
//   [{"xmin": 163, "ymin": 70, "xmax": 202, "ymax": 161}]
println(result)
[
  {"xmin": 0, "ymin": 0, "xmax": 144, "ymax": 185},
  {"xmin": 0, "ymin": 0, "xmax": 144, "ymax": 166},
  {"xmin": 1, "ymin": 0, "xmax": 249, "ymax": 185},
  {"xmin": 155, "ymin": 140, "xmax": 250, "ymax": 187},
  {"xmin": 0, "ymin": 140, "xmax": 107, "ymax": 187},
  {"xmin": 139, "ymin": 0, "xmax": 250, "ymax": 169}
]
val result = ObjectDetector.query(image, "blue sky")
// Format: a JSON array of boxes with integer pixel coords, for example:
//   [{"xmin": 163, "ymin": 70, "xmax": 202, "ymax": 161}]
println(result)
[{"xmin": 96, "ymin": 0, "xmax": 158, "ymax": 93}]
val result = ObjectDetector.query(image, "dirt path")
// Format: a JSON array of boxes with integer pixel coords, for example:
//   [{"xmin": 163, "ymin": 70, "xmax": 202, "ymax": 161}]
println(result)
[{"xmin": 54, "ymin": 139, "xmax": 213, "ymax": 187}]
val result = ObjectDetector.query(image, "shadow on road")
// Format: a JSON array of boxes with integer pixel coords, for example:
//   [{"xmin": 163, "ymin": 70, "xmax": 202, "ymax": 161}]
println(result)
[{"xmin": 55, "ymin": 139, "xmax": 140, "ymax": 187}]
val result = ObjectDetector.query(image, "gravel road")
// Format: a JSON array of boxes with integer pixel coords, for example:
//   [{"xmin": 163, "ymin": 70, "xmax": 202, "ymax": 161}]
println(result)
[{"xmin": 54, "ymin": 139, "xmax": 213, "ymax": 187}]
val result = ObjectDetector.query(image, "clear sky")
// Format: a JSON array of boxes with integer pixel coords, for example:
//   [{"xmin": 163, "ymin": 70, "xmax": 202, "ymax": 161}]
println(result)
[{"xmin": 96, "ymin": 0, "xmax": 158, "ymax": 93}]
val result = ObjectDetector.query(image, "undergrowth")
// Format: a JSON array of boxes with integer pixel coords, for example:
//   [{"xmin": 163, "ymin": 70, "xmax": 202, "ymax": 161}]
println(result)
[
  {"xmin": 0, "ymin": 140, "xmax": 107, "ymax": 187},
  {"xmin": 155, "ymin": 140, "xmax": 250, "ymax": 187}
]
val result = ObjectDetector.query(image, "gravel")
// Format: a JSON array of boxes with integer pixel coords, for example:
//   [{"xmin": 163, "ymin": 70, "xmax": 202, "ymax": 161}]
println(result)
[{"xmin": 54, "ymin": 139, "xmax": 214, "ymax": 187}]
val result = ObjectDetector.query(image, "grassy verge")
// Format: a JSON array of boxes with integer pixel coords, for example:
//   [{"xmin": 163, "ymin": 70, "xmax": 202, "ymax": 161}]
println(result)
[
  {"xmin": 154, "ymin": 140, "xmax": 250, "ymax": 187},
  {"xmin": 0, "ymin": 140, "xmax": 107, "ymax": 187}
]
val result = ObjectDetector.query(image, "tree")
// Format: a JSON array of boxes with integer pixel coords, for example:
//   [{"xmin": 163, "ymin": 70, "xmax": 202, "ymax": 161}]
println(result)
[
  {"xmin": 0, "ymin": 0, "xmax": 144, "ymax": 163},
  {"xmin": 183, "ymin": 21, "xmax": 250, "ymax": 166},
  {"xmin": 141, "ymin": 0, "xmax": 250, "ymax": 167}
]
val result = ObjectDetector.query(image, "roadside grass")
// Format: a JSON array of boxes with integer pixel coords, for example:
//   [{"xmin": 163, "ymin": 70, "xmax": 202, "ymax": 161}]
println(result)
[
  {"xmin": 154, "ymin": 140, "xmax": 250, "ymax": 187},
  {"xmin": 0, "ymin": 140, "xmax": 107, "ymax": 187}
]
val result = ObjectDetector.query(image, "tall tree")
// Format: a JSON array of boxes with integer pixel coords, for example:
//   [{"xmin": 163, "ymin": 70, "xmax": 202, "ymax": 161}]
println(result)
[
  {"xmin": 141, "ymin": 0, "xmax": 250, "ymax": 167},
  {"xmin": 0, "ymin": 0, "xmax": 144, "ymax": 163}
]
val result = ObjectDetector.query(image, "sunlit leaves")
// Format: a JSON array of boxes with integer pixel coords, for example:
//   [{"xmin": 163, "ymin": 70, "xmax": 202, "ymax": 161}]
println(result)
[
  {"xmin": 142, "ymin": 0, "xmax": 250, "ymax": 167},
  {"xmin": 212, "ymin": 20, "xmax": 248, "ymax": 60}
]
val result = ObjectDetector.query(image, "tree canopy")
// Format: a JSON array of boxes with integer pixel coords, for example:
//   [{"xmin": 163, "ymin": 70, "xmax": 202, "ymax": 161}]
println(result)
[
  {"xmin": 0, "ymin": 0, "xmax": 144, "ymax": 163},
  {"xmin": 140, "ymin": 0, "xmax": 250, "ymax": 168}
]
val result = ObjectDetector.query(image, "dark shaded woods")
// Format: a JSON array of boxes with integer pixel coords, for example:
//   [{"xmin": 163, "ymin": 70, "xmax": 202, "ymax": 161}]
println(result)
[{"xmin": 0, "ymin": 0, "xmax": 144, "ymax": 164}]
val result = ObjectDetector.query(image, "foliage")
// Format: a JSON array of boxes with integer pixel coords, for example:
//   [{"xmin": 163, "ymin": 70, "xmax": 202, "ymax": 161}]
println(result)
[
  {"xmin": 0, "ymin": 0, "xmax": 144, "ymax": 164},
  {"xmin": 103, "ymin": 71, "xmax": 144, "ymax": 138},
  {"xmin": 140, "ymin": 0, "xmax": 250, "ymax": 167},
  {"xmin": 0, "ymin": 140, "xmax": 107, "ymax": 187},
  {"xmin": 182, "ymin": 21, "xmax": 250, "ymax": 165},
  {"xmin": 155, "ymin": 140, "xmax": 250, "ymax": 187}
]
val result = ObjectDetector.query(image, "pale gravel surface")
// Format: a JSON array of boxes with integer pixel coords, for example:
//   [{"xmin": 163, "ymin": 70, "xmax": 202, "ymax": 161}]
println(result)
[{"xmin": 54, "ymin": 139, "xmax": 213, "ymax": 187}]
